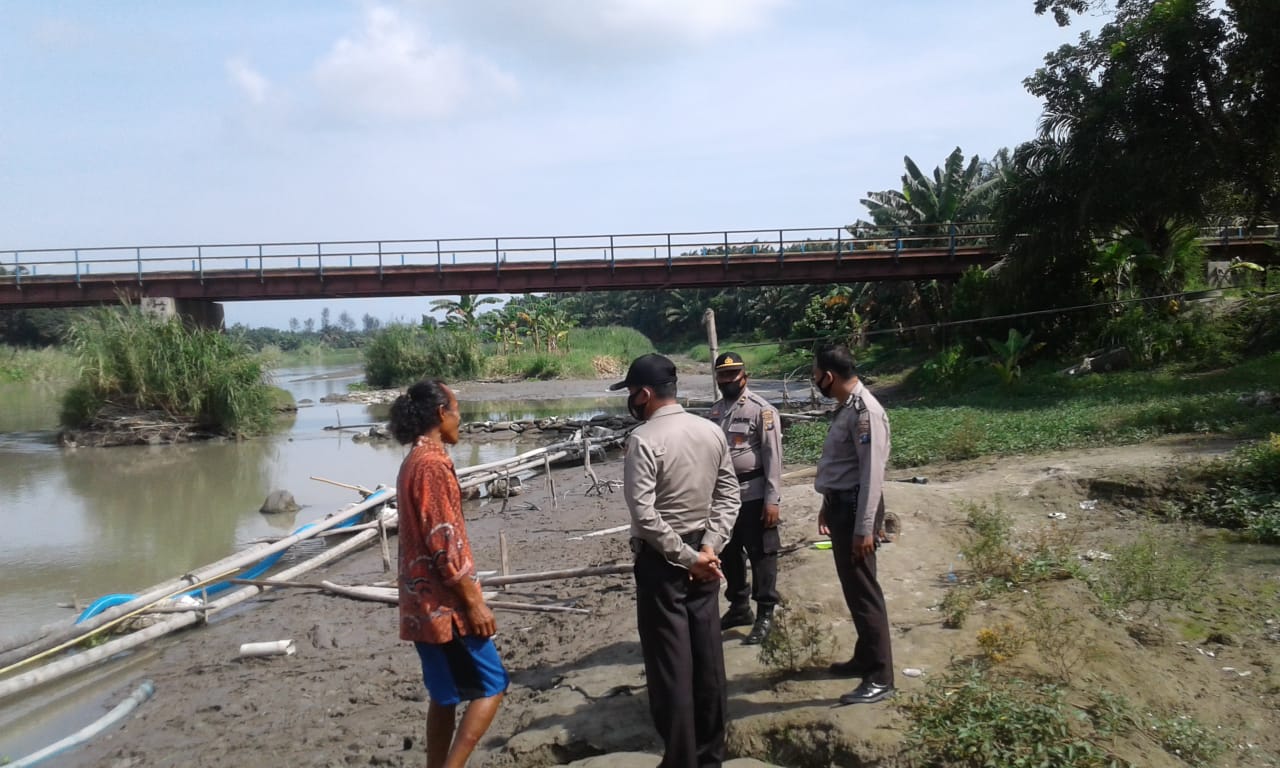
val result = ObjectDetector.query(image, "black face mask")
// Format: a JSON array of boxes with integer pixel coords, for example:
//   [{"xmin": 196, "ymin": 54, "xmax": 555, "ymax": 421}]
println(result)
[
  {"xmin": 717, "ymin": 379, "xmax": 744, "ymax": 401},
  {"xmin": 816, "ymin": 372, "xmax": 835, "ymax": 399},
  {"xmin": 627, "ymin": 389, "xmax": 647, "ymax": 421}
]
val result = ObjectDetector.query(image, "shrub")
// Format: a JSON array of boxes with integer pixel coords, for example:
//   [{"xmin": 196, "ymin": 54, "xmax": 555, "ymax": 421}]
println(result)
[
  {"xmin": 939, "ymin": 587, "xmax": 974, "ymax": 629},
  {"xmin": 757, "ymin": 605, "xmax": 835, "ymax": 674},
  {"xmin": 1173, "ymin": 435, "xmax": 1280, "ymax": 543},
  {"xmin": 975, "ymin": 622, "xmax": 1027, "ymax": 665},
  {"xmin": 62, "ymin": 306, "xmax": 274, "ymax": 435},
  {"xmin": 364, "ymin": 325, "xmax": 481, "ymax": 387},
  {"xmin": 904, "ymin": 668, "xmax": 1125, "ymax": 768},
  {"xmin": 1089, "ymin": 530, "xmax": 1220, "ymax": 617},
  {"xmin": 914, "ymin": 345, "xmax": 974, "ymax": 393}
]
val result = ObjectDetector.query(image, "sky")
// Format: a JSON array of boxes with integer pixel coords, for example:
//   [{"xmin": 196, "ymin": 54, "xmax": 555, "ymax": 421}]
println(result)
[{"xmin": 1, "ymin": 1, "xmax": 1096, "ymax": 329}]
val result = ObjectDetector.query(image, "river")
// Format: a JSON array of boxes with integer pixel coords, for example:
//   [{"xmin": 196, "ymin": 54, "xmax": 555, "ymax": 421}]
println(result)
[{"xmin": 0, "ymin": 365, "xmax": 625, "ymax": 643}]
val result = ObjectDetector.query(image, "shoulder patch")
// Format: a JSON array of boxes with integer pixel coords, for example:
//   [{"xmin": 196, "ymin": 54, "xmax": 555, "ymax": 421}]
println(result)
[
  {"xmin": 762, "ymin": 409, "xmax": 775, "ymax": 430},
  {"xmin": 853, "ymin": 395, "xmax": 866, "ymax": 412}
]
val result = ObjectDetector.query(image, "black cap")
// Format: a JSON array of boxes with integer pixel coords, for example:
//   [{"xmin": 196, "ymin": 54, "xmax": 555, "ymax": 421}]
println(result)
[
  {"xmin": 713, "ymin": 351, "xmax": 745, "ymax": 370},
  {"xmin": 608, "ymin": 353, "xmax": 677, "ymax": 391}
]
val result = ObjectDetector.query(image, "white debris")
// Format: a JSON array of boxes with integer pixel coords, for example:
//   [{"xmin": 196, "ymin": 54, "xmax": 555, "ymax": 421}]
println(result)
[
  {"xmin": 1047, "ymin": 512, "xmax": 1067, "ymax": 520},
  {"xmin": 902, "ymin": 668, "xmax": 924, "ymax": 678},
  {"xmin": 1080, "ymin": 549, "xmax": 1114, "ymax": 561},
  {"xmin": 1078, "ymin": 499, "xmax": 1099, "ymax": 511}
]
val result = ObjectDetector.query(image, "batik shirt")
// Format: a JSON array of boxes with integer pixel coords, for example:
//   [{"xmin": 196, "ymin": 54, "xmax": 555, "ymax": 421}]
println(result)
[{"xmin": 397, "ymin": 439, "xmax": 477, "ymax": 644}]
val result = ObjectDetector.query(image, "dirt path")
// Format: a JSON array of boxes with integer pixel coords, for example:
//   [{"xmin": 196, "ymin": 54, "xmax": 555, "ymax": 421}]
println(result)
[{"xmin": 58, "ymin": 435, "xmax": 1279, "ymax": 767}]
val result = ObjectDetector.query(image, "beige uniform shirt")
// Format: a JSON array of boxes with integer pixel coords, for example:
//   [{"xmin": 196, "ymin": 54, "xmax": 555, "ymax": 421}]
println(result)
[
  {"xmin": 813, "ymin": 380, "xmax": 891, "ymax": 537},
  {"xmin": 624, "ymin": 403, "xmax": 741, "ymax": 568},
  {"xmin": 707, "ymin": 387, "xmax": 783, "ymax": 506}
]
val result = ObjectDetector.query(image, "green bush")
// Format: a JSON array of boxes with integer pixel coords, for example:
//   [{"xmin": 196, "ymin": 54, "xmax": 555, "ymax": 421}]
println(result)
[
  {"xmin": 904, "ymin": 668, "xmax": 1125, "ymax": 768},
  {"xmin": 1089, "ymin": 531, "xmax": 1220, "ymax": 617},
  {"xmin": 62, "ymin": 306, "xmax": 274, "ymax": 435},
  {"xmin": 364, "ymin": 325, "xmax": 482, "ymax": 387},
  {"xmin": 913, "ymin": 344, "xmax": 975, "ymax": 393},
  {"xmin": 1173, "ymin": 434, "xmax": 1280, "ymax": 543}
]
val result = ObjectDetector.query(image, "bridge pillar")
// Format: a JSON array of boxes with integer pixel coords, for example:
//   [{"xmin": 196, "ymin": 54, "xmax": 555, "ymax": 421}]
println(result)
[{"xmin": 139, "ymin": 297, "xmax": 225, "ymax": 330}]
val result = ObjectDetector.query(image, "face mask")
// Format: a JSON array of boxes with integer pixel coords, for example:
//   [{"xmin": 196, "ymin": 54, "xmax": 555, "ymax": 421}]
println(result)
[
  {"xmin": 717, "ymin": 379, "xmax": 744, "ymax": 401},
  {"xmin": 816, "ymin": 372, "xmax": 834, "ymax": 399},
  {"xmin": 627, "ymin": 389, "xmax": 647, "ymax": 421}
]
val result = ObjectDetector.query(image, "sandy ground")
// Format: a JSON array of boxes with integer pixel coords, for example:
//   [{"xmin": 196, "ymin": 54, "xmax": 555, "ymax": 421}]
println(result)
[{"xmin": 39, "ymin": 426, "xmax": 1280, "ymax": 767}]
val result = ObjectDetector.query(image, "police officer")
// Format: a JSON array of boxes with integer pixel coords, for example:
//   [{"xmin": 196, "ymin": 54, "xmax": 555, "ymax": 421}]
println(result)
[
  {"xmin": 612, "ymin": 353, "xmax": 740, "ymax": 768},
  {"xmin": 812, "ymin": 343, "xmax": 895, "ymax": 705},
  {"xmin": 707, "ymin": 352, "xmax": 783, "ymax": 645}
]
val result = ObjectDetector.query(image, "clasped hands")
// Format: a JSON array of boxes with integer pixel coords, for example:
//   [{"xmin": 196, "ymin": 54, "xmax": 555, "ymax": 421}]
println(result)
[{"xmin": 689, "ymin": 545, "xmax": 723, "ymax": 582}]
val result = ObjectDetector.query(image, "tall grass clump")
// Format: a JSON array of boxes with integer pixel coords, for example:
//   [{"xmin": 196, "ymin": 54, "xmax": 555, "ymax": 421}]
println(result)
[
  {"xmin": 61, "ymin": 306, "xmax": 274, "ymax": 435},
  {"xmin": 364, "ymin": 325, "xmax": 482, "ymax": 387},
  {"xmin": 485, "ymin": 326, "xmax": 654, "ymax": 380},
  {"xmin": 1, "ymin": 345, "xmax": 76, "ymax": 383}
]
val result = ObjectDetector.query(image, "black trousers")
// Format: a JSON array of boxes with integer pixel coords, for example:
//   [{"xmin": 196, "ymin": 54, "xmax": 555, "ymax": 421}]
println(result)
[
  {"xmin": 722, "ymin": 498, "xmax": 781, "ymax": 611},
  {"xmin": 634, "ymin": 548, "xmax": 727, "ymax": 768},
  {"xmin": 826, "ymin": 495, "xmax": 894, "ymax": 686}
]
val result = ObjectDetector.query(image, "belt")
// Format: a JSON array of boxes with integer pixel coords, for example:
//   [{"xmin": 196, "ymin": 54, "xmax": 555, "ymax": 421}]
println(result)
[
  {"xmin": 736, "ymin": 468, "xmax": 764, "ymax": 483},
  {"xmin": 823, "ymin": 486, "xmax": 861, "ymax": 502},
  {"xmin": 630, "ymin": 529, "xmax": 704, "ymax": 555}
]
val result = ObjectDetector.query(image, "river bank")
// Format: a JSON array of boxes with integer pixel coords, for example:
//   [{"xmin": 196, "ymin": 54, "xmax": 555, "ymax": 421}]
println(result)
[{"xmin": 34, "ymin": 434, "xmax": 1280, "ymax": 768}]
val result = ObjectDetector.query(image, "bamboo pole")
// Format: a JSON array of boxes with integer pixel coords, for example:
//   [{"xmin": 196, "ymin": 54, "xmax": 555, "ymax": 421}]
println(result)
[
  {"xmin": 0, "ymin": 512, "xmax": 391, "ymax": 703},
  {"xmin": 567, "ymin": 524, "xmax": 630, "ymax": 541},
  {"xmin": 486, "ymin": 601, "xmax": 589, "ymax": 615},
  {"xmin": 498, "ymin": 531, "xmax": 510, "ymax": 583},
  {"xmin": 478, "ymin": 563, "xmax": 632, "ymax": 587},
  {"xmin": 0, "ymin": 490, "xmax": 394, "ymax": 671},
  {"xmin": 310, "ymin": 475, "xmax": 375, "ymax": 496}
]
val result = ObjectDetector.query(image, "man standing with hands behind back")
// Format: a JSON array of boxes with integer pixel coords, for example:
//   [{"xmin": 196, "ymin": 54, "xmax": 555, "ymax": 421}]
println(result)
[
  {"xmin": 812, "ymin": 343, "xmax": 895, "ymax": 705},
  {"xmin": 612, "ymin": 353, "xmax": 740, "ymax": 768},
  {"xmin": 707, "ymin": 352, "xmax": 783, "ymax": 646}
]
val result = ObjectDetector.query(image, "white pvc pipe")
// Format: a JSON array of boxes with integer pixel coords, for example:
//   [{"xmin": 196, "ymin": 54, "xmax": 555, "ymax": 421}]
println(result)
[
  {"xmin": 238, "ymin": 639, "xmax": 296, "ymax": 658},
  {"xmin": 11, "ymin": 679, "xmax": 156, "ymax": 768}
]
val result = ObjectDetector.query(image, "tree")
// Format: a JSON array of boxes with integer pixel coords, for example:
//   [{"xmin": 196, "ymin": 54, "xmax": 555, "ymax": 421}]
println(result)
[
  {"xmin": 288, "ymin": 317, "xmax": 300, "ymax": 333},
  {"xmin": 337, "ymin": 311, "xmax": 355, "ymax": 332},
  {"xmin": 361, "ymin": 313, "xmax": 381, "ymax": 333},
  {"xmin": 857, "ymin": 147, "xmax": 1004, "ymax": 231},
  {"xmin": 429, "ymin": 294, "xmax": 501, "ymax": 331},
  {"xmin": 303, "ymin": 318, "xmax": 315, "ymax": 333},
  {"xmin": 320, "ymin": 307, "xmax": 331, "ymax": 331}
]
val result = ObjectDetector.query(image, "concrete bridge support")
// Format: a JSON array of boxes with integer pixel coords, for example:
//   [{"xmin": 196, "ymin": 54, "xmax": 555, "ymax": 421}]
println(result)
[{"xmin": 139, "ymin": 297, "xmax": 225, "ymax": 329}]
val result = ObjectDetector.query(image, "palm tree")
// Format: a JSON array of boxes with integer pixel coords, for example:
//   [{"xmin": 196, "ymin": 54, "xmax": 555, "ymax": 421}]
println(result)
[
  {"xmin": 429, "ymin": 294, "xmax": 501, "ymax": 332},
  {"xmin": 857, "ymin": 147, "xmax": 1004, "ymax": 235}
]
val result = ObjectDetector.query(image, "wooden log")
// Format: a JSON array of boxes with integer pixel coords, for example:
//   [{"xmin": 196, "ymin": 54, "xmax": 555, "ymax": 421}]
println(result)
[
  {"xmin": 499, "ymin": 531, "xmax": 510, "ymax": 582},
  {"xmin": 567, "ymin": 524, "xmax": 630, "ymax": 541},
  {"xmin": 0, "ymin": 514, "xmax": 389, "ymax": 703},
  {"xmin": 478, "ymin": 563, "xmax": 632, "ymax": 587},
  {"xmin": 487, "ymin": 601, "xmax": 589, "ymax": 615}
]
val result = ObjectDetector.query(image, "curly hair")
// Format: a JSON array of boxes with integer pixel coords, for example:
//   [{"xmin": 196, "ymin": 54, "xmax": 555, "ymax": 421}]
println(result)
[{"xmin": 389, "ymin": 379, "xmax": 451, "ymax": 445}]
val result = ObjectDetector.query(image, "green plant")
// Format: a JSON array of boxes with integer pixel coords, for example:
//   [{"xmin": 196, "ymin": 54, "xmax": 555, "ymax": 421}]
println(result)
[
  {"xmin": 959, "ymin": 501, "xmax": 1016, "ymax": 580},
  {"xmin": 939, "ymin": 587, "xmax": 974, "ymax": 629},
  {"xmin": 975, "ymin": 622, "xmax": 1027, "ymax": 665},
  {"xmin": 916, "ymin": 344, "xmax": 974, "ymax": 393},
  {"xmin": 1145, "ymin": 711, "xmax": 1226, "ymax": 768},
  {"xmin": 1089, "ymin": 531, "xmax": 1221, "ymax": 617},
  {"xmin": 981, "ymin": 328, "xmax": 1043, "ymax": 385},
  {"xmin": 1026, "ymin": 590, "xmax": 1094, "ymax": 683},
  {"xmin": 1087, "ymin": 691, "xmax": 1135, "ymax": 740},
  {"xmin": 757, "ymin": 605, "xmax": 835, "ymax": 673},
  {"xmin": 61, "ymin": 306, "xmax": 274, "ymax": 435},
  {"xmin": 363, "ymin": 325, "xmax": 482, "ymax": 387},
  {"xmin": 904, "ymin": 667, "xmax": 1127, "ymax": 767}
]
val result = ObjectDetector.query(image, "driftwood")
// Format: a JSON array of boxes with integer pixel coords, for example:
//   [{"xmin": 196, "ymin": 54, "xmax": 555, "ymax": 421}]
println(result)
[
  {"xmin": 317, "ymin": 581, "xmax": 582, "ymax": 614},
  {"xmin": 479, "ymin": 563, "xmax": 632, "ymax": 587}
]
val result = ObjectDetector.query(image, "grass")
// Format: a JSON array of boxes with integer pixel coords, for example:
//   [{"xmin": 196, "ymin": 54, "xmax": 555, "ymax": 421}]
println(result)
[
  {"xmin": 0, "ymin": 344, "xmax": 76, "ymax": 383},
  {"xmin": 684, "ymin": 338, "xmax": 928, "ymax": 381},
  {"xmin": 363, "ymin": 325, "xmax": 483, "ymax": 387},
  {"xmin": 256, "ymin": 344, "xmax": 362, "ymax": 368},
  {"xmin": 61, "ymin": 306, "xmax": 275, "ymax": 435},
  {"xmin": 783, "ymin": 352, "xmax": 1280, "ymax": 467},
  {"xmin": 484, "ymin": 326, "xmax": 653, "ymax": 380}
]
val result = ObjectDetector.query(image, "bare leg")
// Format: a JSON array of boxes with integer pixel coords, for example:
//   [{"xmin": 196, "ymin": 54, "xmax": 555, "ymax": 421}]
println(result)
[
  {"xmin": 442, "ymin": 692, "xmax": 504, "ymax": 768},
  {"xmin": 426, "ymin": 702, "xmax": 456, "ymax": 768}
]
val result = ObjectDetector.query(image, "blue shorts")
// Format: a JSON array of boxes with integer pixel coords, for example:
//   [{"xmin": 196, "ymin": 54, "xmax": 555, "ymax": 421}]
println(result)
[{"xmin": 414, "ymin": 636, "xmax": 509, "ymax": 706}]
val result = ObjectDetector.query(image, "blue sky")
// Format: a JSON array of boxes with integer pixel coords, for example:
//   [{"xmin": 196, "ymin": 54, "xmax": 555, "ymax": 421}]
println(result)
[{"xmin": 1, "ymin": 1, "xmax": 1092, "ymax": 328}]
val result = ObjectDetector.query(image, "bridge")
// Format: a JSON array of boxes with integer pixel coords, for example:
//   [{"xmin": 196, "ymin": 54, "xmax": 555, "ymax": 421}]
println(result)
[{"xmin": 1, "ymin": 224, "xmax": 1275, "ymax": 311}]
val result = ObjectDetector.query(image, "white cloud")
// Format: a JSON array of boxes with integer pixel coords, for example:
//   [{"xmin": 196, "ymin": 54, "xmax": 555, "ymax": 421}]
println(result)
[
  {"xmin": 535, "ymin": 0, "xmax": 785, "ymax": 43},
  {"xmin": 310, "ymin": 5, "xmax": 517, "ymax": 125},
  {"xmin": 226, "ymin": 57, "xmax": 270, "ymax": 104}
]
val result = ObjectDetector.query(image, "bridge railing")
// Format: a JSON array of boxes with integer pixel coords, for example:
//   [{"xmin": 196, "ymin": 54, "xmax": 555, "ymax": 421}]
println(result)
[{"xmin": 1, "ymin": 222, "xmax": 1274, "ymax": 288}]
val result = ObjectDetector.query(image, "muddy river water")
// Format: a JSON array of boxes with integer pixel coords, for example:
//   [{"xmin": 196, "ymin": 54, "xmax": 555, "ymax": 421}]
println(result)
[{"xmin": 0, "ymin": 365, "xmax": 626, "ymax": 642}]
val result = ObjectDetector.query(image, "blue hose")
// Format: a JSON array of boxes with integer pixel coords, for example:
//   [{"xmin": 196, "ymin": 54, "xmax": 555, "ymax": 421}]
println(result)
[{"xmin": 75, "ymin": 489, "xmax": 388, "ymax": 624}]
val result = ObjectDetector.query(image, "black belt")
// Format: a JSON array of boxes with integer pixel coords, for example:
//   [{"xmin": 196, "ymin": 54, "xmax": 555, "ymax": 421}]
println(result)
[
  {"xmin": 630, "ymin": 529, "xmax": 704, "ymax": 555},
  {"xmin": 736, "ymin": 468, "xmax": 764, "ymax": 483}
]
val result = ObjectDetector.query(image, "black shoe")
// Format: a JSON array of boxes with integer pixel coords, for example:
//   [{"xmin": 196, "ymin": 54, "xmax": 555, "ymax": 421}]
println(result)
[
  {"xmin": 720, "ymin": 605, "xmax": 754, "ymax": 631},
  {"xmin": 838, "ymin": 681, "xmax": 895, "ymax": 705},
  {"xmin": 742, "ymin": 608, "xmax": 774, "ymax": 645},
  {"xmin": 828, "ymin": 657, "xmax": 873, "ymax": 678}
]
